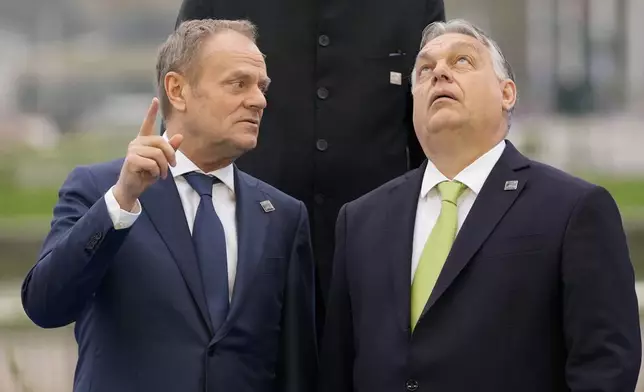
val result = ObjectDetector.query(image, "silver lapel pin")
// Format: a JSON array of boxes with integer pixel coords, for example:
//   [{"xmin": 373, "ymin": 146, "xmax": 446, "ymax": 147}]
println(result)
[
  {"xmin": 260, "ymin": 200, "xmax": 275, "ymax": 212},
  {"xmin": 504, "ymin": 180, "xmax": 518, "ymax": 191},
  {"xmin": 389, "ymin": 71, "xmax": 402, "ymax": 85}
]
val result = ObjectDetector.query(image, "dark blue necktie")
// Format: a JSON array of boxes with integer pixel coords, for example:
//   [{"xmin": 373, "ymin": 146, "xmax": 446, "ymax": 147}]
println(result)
[{"xmin": 183, "ymin": 172, "xmax": 229, "ymax": 333}]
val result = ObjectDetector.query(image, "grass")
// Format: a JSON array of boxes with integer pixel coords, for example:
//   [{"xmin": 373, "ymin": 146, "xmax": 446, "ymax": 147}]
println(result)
[
  {"xmin": 0, "ymin": 135, "xmax": 643, "ymax": 223},
  {"xmin": 0, "ymin": 131, "xmax": 131, "ymax": 220},
  {"xmin": 2, "ymin": 182, "xmax": 643, "ymax": 225},
  {"xmin": 0, "ymin": 187, "xmax": 60, "ymax": 218},
  {"xmin": 0, "ymin": 132, "xmax": 643, "ymax": 229}
]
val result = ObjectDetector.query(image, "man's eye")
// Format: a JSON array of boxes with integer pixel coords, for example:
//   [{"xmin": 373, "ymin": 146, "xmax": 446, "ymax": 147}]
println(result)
[
  {"xmin": 234, "ymin": 81, "xmax": 245, "ymax": 88},
  {"xmin": 456, "ymin": 56, "xmax": 470, "ymax": 65}
]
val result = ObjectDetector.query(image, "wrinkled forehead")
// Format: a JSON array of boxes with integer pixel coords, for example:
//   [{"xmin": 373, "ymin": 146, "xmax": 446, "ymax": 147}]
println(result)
[
  {"xmin": 416, "ymin": 33, "xmax": 486, "ymax": 63},
  {"xmin": 210, "ymin": 50, "xmax": 267, "ymax": 71},
  {"xmin": 201, "ymin": 32, "xmax": 266, "ymax": 64},
  {"xmin": 197, "ymin": 36, "xmax": 268, "ymax": 82}
]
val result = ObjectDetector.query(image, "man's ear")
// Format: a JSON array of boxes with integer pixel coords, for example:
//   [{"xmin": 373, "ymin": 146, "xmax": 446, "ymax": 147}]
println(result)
[
  {"xmin": 165, "ymin": 71, "xmax": 189, "ymax": 114},
  {"xmin": 500, "ymin": 79, "xmax": 517, "ymax": 112}
]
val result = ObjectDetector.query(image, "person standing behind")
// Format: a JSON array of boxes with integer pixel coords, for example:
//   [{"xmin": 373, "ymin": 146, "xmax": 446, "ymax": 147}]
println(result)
[
  {"xmin": 22, "ymin": 19, "xmax": 316, "ymax": 392},
  {"xmin": 319, "ymin": 19, "xmax": 641, "ymax": 392},
  {"xmin": 174, "ymin": 0, "xmax": 446, "ymax": 321}
]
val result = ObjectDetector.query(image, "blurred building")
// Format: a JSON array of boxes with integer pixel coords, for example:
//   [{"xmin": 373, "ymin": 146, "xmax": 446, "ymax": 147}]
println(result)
[
  {"xmin": 447, "ymin": 0, "xmax": 641, "ymax": 116},
  {"xmin": 0, "ymin": 0, "xmax": 641, "ymax": 139}
]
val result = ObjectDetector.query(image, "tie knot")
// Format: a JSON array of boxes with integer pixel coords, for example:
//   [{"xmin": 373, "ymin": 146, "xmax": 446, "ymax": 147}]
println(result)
[
  {"xmin": 437, "ymin": 181, "xmax": 467, "ymax": 205},
  {"xmin": 184, "ymin": 172, "xmax": 220, "ymax": 197}
]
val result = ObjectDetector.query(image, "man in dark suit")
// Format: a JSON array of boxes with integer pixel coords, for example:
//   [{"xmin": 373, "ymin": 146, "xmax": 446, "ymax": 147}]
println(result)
[
  {"xmin": 174, "ymin": 0, "xmax": 446, "ymax": 315},
  {"xmin": 318, "ymin": 19, "xmax": 641, "ymax": 392},
  {"xmin": 21, "ymin": 19, "xmax": 316, "ymax": 392}
]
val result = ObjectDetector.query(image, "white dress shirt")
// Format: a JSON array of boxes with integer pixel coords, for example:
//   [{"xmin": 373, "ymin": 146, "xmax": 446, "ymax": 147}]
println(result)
[
  {"xmin": 104, "ymin": 136, "xmax": 238, "ymax": 299},
  {"xmin": 411, "ymin": 140, "xmax": 506, "ymax": 281}
]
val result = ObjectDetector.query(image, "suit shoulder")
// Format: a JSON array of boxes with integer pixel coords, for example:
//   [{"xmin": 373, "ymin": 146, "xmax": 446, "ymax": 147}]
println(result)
[
  {"xmin": 523, "ymin": 158, "xmax": 621, "ymax": 212},
  {"xmin": 64, "ymin": 158, "xmax": 124, "ymax": 192},
  {"xmin": 529, "ymin": 159, "xmax": 598, "ymax": 193},
  {"xmin": 82, "ymin": 158, "xmax": 125, "ymax": 177}
]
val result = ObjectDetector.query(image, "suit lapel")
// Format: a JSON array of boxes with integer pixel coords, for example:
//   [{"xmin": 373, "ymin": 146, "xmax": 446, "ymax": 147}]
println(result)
[
  {"xmin": 421, "ymin": 141, "xmax": 531, "ymax": 317},
  {"xmin": 213, "ymin": 167, "xmax": 270, "ymax": 342},
  {"xmin": 140, "ymin": 175, "xmax": 212, "ymax": 334},
  {"xmin": 386, "ymin": 162, "xmax": 426, "ymax": 333}
]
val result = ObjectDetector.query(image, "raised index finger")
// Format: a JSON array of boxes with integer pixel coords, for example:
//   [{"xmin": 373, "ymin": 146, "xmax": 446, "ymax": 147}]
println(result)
[{"xmin": 139, "ymin": 98, "xmax": 159, "ymax": 137}]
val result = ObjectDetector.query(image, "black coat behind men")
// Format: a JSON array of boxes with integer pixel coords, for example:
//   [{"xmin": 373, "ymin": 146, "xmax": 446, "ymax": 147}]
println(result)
[{"xmin": 176, "ymin": 0, "xmax": 446, "ymax": 305}]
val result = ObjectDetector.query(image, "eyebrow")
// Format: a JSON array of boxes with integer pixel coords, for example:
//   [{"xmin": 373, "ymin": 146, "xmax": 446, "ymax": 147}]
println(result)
[
  {"xmin": 261, "ymin": 78, "xmax": 272, "ymax": 90},
  {"xmin": 228, "ymin": 70, "xmax": 271, "ymax": 85},
  {"xmin": 416, "ymin": 41, "xmax": 482, "ymax": 63}
]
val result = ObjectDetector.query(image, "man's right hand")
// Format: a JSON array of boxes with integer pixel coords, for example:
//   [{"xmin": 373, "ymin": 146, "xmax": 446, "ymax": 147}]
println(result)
[{"xmin": 113, "ymin": 98, "xmax": 184, "ymax": 211}]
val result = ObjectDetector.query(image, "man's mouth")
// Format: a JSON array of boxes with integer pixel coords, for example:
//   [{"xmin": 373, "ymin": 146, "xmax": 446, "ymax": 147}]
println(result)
[
  {"xmin": 430, "ymin": 91, "xmax": 457, "ymax": 105},
  {"xmin": 239, "ymin": 118, "xmax": 259, "ymax": 125}
]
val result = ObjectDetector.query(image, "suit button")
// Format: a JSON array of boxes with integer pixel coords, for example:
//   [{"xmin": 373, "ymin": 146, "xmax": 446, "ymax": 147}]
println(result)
[
  {"xmin": 406, "ymin": 379, "xmax": 419, "ymax": 391},
  {"xmin": 314, "ymin": 194, "xmax": 325, "ymax": 205},
  {"xmin": 85, "ymin": 232, "xmax": 103, "ymax": 250},
  {"xmin": 318, "ymin": 34, "xmax": 330, "ymax": 47},
  {"xmin": 317, "ymin": 87, "xmax": 329, "ymax": 100},
  {"xmin": 316, "ymin": 139, "xmax": 328, "ymax": 151},
  {"xmin": 207, "ymin": 346, "xmax": 215, "ymax": 357}
]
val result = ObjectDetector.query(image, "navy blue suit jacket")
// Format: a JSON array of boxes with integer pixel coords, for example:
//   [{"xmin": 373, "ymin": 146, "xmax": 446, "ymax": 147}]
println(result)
[
  {"xmin": 319, "ymin": 141, "xmax": 641, "ymax": 392},
  {"xmin": 22, "ymin": 158, "xmax": 317, "ymax": 392}
]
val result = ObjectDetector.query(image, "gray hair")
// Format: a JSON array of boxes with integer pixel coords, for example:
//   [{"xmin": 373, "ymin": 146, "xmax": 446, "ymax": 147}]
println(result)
[
  {"xmin": 156, "ymin": 19, "xmax": 258, "ymax": 119},
  {"xmin": 412, "ymin": 19, "xmax": 516, "ymax": 124}
]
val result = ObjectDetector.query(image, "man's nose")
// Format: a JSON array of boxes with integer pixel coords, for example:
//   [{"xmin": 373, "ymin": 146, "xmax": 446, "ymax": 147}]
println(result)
[
  {"xmin": 431, "ymin": 62, "xmax": 453, "ymax": 85},
  {"xmin": 246, "ymin": 87, "xmax": 267, "ymax": 110}
]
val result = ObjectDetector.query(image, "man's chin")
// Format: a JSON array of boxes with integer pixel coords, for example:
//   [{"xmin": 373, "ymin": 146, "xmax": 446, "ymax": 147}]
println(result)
[
  {"xmin": 235, "ymin": 136, "xmax": 258, "ymax": 153},
  {"xmin": 426, "ymin": 115, "xmax": 464, "ymax": 134}
]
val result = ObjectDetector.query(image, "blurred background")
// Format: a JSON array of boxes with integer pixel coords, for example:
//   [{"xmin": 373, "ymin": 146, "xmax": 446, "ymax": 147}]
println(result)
[{"xmin": 0, "ymin": 0, "xmax": 643, "ymax": 390}]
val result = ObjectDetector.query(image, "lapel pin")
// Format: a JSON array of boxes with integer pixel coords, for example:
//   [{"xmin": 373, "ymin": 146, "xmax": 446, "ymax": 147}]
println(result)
[
  {"xmin": 260, "ymin": 200, "xmax": 275, "ymax": 213},
  {"xmin": 504, "ymin": 180, "xmax": 518, "ymax": 191},
  {"xmin": 389, "ymin": 71, "xmax": 402, "ymax": 85}
]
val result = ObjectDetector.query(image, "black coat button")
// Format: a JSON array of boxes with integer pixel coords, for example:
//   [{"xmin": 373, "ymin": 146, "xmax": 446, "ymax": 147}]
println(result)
[
  {"xmin": 85, "ymin": 232, "xmax": 103, "ymax": 250},
  {"xmin": 316, "ymin": 139, "xmax": 328, "ymax": 151},
  {"xmin": 317, "ymin": 87, "xmax": 329, "ymax": 100},
  {"xmin": 318, "ymin": 34, "xmax": 330, "ymax": 47},
  {"xmin": 314, "ymin": 194, "xmax": 325, "ymax": 205},
  {"xmin": 207, "ymin": 346, "xmax": 215, "ymax": 357},
  {"xmin": 406, "ymin": 379, "xmax": 419, "ymax": 391}
]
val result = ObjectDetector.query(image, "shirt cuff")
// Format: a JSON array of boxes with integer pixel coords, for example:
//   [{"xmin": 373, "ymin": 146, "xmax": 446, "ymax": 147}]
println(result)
[{"xmin": 104, "ymin": 186, "xmax": 141, "ymax": 230}]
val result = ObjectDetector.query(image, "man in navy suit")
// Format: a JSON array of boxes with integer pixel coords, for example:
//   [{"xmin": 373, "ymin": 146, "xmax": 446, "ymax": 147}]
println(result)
[
  {"xmin": 22, "ymin": 19, "xmax": 316, "ymax": 392},
  {"xmin": 318, "ymin": 19, "xmax": 641, "ymax": 392}
]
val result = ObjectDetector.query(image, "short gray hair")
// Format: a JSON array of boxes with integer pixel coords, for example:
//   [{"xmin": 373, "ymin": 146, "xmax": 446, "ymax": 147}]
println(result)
[
  {"xmin": 412, "ymin": 19, "xmax": 516, "ymax": 122},
  {"xmin": 156, "ymin": 19, "xmax": 257, "ymax": 119}
]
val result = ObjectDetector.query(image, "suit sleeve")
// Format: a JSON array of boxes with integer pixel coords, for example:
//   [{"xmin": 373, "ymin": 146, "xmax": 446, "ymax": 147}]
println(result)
[
  {"xmin": 318, "ymin": 204, "xmax": 354, "ymax": 392},
  {"xmin": 276, "ymin": 201, "xmax": 318, "ymax": 392},
  {"xmin": 562, "ymin": 185, "xmax": 642, "ymax": 392},
  {"xmin": 21, "ymin": 166, "xmax": 131, "ymax": 328},
  {"xmin": 405, "ymin": 0, "xmax": 446, "ymax": 169},
  {"xmin": 176, "ymin": 0, "xmax": 214, "ymax": 27}
]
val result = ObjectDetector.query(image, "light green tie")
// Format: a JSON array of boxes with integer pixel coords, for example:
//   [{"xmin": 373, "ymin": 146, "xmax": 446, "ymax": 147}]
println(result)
[{"xmin": 411, "ymin": 180, "xmax": 467, "ymax": 330}]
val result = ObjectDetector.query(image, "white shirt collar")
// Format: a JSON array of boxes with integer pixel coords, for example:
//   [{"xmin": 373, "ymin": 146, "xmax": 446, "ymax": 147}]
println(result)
[
  {"xmin": 162, "ymin": 133, "xmax": 235, "ymax": 194},
  {"xmin": 420, "ymin": 140, "xmax": 506, "ymax": 198}
]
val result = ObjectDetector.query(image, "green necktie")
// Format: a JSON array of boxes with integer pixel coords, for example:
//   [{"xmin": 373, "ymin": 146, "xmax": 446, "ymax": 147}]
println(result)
[{"xmin": 411, "ymin": 180, "xmax": 467, "ymax": 330}]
